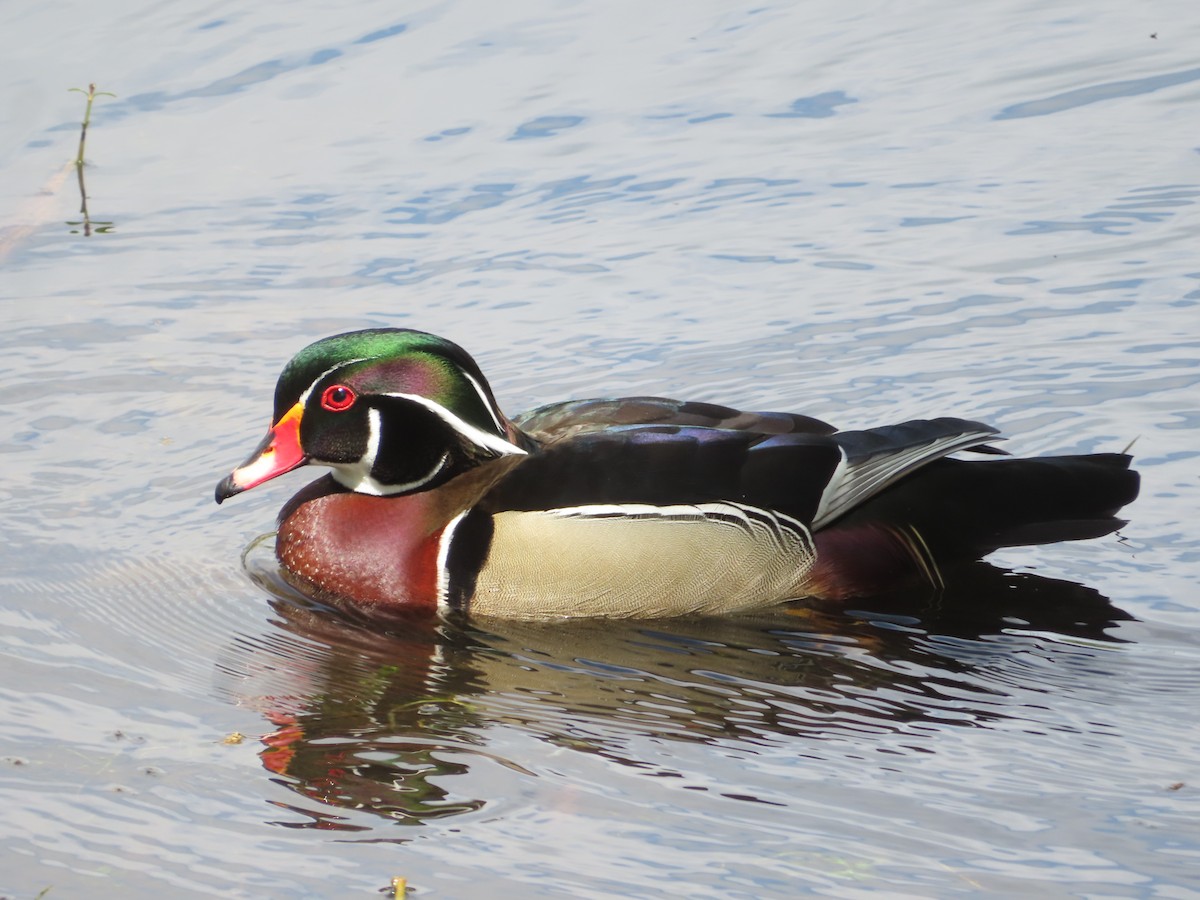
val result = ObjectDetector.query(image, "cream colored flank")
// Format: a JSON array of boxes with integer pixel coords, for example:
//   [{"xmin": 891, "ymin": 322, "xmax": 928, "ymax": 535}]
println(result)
[{"xmin": 470, "ymin": 502, "xmax": 816, "ymax": 619}]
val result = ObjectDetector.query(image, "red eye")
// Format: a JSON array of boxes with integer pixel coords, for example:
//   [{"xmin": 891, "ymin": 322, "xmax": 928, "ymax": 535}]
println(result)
[{"xmin": 320, "ymin": 384, "xmax": 356, "ymax": 412}]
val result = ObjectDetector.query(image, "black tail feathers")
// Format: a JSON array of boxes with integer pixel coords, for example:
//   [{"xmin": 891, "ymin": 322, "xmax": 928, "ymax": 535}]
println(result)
[{"xmin": 847, "ymin": 452, "xmax": 1139, "ymax": 560}]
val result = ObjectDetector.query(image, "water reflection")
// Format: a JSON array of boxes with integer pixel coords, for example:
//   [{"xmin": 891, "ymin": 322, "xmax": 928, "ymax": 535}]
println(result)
[
  {"xmin": 220, "ymin": 559, "xmax": 1131, "ymax": 833},
  {"xmin": 66, "ymin": 159, "xmax": 115, "ymax": 236}
]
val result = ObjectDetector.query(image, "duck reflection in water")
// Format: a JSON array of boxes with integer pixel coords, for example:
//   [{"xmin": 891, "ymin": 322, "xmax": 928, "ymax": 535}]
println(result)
[{"xmin": 219, "ymin": 558, "xmax": 1133, "ymax": 833}]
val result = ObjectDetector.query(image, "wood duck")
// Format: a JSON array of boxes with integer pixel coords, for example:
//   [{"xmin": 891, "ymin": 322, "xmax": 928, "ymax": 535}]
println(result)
[{"xmin": 215, "ymin": 328, "xmax": 1139, "ymax": 620}]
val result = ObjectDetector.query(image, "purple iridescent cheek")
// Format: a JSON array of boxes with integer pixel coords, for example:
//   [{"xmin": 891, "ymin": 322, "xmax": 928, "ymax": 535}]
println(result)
[{"xmin": 367, "ymin": 359, "xmax": 449, "ymax": 398}]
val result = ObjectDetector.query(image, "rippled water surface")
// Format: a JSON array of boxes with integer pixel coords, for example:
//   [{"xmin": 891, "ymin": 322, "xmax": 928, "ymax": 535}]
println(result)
[{"xmin": 3, "ymin": 1, "xmax": 1199, "ymax": 897}]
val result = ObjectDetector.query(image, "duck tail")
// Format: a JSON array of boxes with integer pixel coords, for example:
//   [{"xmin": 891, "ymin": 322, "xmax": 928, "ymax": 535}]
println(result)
[
  {"xmin": 808, "ymin": 453, "xmax": 1138, "ymax": 599},
  {"xmin": 913, "ymin": 452, "xmax": 1139, "ymax": 554}
]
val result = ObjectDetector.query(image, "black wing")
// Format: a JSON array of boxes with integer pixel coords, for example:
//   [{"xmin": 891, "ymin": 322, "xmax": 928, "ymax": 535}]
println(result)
[
  {"xmin": 485, "ymin": 417, "xmax": 1001, "ymax": 527},
  {"xmin": 513, "ymin": 397, "xmax": 836, "ymax": 444}
]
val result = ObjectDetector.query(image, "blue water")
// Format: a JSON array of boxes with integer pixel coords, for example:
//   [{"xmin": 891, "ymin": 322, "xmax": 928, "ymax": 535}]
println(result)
[{"xmin": 2, "ymin": 1, "xmax": 1199, "ymax": 896}]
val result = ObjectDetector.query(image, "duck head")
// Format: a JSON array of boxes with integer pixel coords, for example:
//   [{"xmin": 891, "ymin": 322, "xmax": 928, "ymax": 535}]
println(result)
[{"xmin": 215, "ymin": 328, "xmax": 526, "ymax": 503}]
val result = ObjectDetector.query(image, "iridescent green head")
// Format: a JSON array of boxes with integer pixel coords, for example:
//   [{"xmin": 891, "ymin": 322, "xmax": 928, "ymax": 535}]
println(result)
[{"xmin": 216, "ymin": 328, "xmax": 524, "ymax": 502}]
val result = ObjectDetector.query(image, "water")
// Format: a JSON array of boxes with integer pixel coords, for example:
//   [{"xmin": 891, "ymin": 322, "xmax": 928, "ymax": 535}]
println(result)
[{"xmin": 2, "ymin": 0, "xmax": 1199, "ymax": 896}]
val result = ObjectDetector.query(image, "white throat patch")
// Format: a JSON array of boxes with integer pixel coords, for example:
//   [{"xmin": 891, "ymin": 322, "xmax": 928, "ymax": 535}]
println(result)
[
  {"xmin": 325, "ymin": 397, "xmax": 525, "ymax": 496},
  {"xmin": 327, "ymin": 407, "xmax": 454, "ymax": 495}
]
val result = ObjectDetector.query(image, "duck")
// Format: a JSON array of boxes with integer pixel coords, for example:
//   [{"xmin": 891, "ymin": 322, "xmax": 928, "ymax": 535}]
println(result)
[{"xmin": 215, "ymin": 328, "xmax": 1139, "ymax": 620}]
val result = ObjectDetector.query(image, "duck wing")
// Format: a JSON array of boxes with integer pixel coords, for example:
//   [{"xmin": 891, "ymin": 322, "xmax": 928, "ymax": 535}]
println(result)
[
  {"xmin": 513, "ymin": 396, "xmax": 835, "ymax": 444},
  {"xmin": 487, "ymin": 417, "xmax": 1002, "ymax": 528},
  {"xmin": 456, "ymin": 418, "xmax": 1001, "ymax": 616},
  {"xmin": 810, "ymin": 418, "xmax": 1003, "ymax": 529}
]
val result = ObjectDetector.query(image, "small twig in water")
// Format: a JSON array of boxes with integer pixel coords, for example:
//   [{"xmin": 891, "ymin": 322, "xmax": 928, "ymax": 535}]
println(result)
[
  {"xmin": 66, "ymin": 84, "xmax": 116, "ymax": 236},
  {"xmin": 68, "ymin": 83, "xmax": 115, "ymax": 168}
]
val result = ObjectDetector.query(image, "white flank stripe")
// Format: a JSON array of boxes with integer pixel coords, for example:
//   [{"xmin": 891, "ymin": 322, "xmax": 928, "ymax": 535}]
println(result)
[
  {"xmin": 435, "ymin": 510, "xmax": 470, "ymax": 611},
  {"xmin": 550, "ymin": 501, "xmax": 814, "ymax": 554}
]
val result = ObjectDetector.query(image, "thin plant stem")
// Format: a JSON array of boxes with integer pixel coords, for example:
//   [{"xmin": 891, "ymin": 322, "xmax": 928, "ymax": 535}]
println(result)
[
  {"xmin": 66, "ymin": 83, "xmax": 116, "ymax": 236},
  {"xmin": 68, "ymin": 83, "xmax": 115, "ymax": 169}
]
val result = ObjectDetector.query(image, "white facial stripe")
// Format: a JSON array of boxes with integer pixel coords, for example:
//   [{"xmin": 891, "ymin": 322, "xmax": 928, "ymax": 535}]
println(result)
[
  {"xmin": 385, "ymin": 450, "xmax": 451, "ymax": 494},
  {"xmin": 330, "ymin": 407, "xmax": 442, "ymax": 495},
  {"xmin": 298, "ymin": 357, "xmax": 372, "ymax": 406},
  {"xmin": 311, "ymin": 362, "xmax": 521, "ymax": 495},
  {"xmin": 380, "ymin": 392, "xmax": 526, "ymax": 458},
  {"xmin": 435, "ymin": 510, "xmax": 469, "ymax": 611},
  {"xmin": 458, "ymin": 368, "xmax": 506, "ymax": 435},
  {"xmin": 325, "ymin": 406, "xmax": 380, "ymax": 492},
  {"xmin": 364, "ymin": 406, "xmax": 382, "ymax": 471},
  {"xmin": 330, "ymin": 448, "xmax": 451, "ymax": 495}
]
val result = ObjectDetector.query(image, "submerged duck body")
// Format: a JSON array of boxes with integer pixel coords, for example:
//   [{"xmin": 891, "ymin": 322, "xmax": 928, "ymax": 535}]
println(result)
[{"xmin": 216, "ymin": 328, "xmax": 1139, "ymax": 620}]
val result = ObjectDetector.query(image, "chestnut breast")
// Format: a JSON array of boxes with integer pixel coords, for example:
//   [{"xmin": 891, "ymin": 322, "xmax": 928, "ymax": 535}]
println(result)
[{"xmin": 275, "ymin": 477, "xmax": 446, "ymax": 614}]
